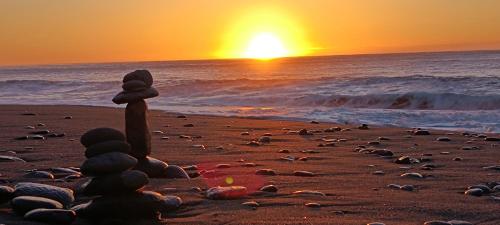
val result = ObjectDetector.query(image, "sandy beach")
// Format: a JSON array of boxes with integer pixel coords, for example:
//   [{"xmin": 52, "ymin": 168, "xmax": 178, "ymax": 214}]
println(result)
[{"xmin": 0, "ymin": 104, "xmax": 499, "ymax": 225}]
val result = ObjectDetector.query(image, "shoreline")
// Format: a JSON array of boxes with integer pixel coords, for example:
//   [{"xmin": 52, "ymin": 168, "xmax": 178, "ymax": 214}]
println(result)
[
  {"xmin": 1, "ymin": 104, "xmax": 496, "ymax": 135},
  {"xmin": 1, "ymin": 104, "xmax": 499, "ymax": 224}
]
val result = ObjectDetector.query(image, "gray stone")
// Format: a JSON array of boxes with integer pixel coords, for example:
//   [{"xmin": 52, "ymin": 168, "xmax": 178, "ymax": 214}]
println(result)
[
  {"xmin": 414, "ymin": 130, "xmax": 431, "ymax": 135},
  {"xmin": 125, "ymin": 100, "xmax": 152, "ymax": 158},
  {"xmin": 80, "ymin": 127, "xmax": 125, "ymax": 147},
  {"xmin": 292, "ymin": 190, "xmax": 326, "ymax": 196},
  {"xmin": 256, "ymin": 169, "xmax": 277, "ymax": 176},
  {"xmin": 436, "ymin": 137, "xmax": 451, "ymax": 142},
  {"xmin": 123, "ymin": 70, "xmax": 153, "ymax": 87},
  {"xmin": 122, "ymin": 80, "xmax": 148, "ymax": 92},
  {"xmin": 13, "ymin": 182, "xmax": 74, "ymax": 207},
  {"xmin": 260, "ymin": 185, "xmax": 278, "ymax": 192},
  {"xmin": 112, "ymin": 87, "xmax": 159, "ymax": 104},
  {"xmin": 85, "ymin": 140, "xmax": 131, "ymax": 158},
  {"xmin": 0, "ymin": 155, "xmax": 25, "ymax": 162},
  {"xmin": 160, "ymin": 195, "xmax": 182, "ymax": 211},
  {"xmin": 11, "ymin": 196, "xmax": 63, "ymax": 215},
  {"xmin": 164, "ymin": 165, "xmax": 190, "ymax": 179},
  {"xmin": 293, "ymin": 170, "xmax": 315, "ymax": 177},
  {"xmin": 24, "ymin": 171, "xmax": 54, "ymax": 179},
  {"xmin": 82, "ymin": 170, "xmax": 149, "ymax": 196},
  {"xmin": 133, "ymin": 156, "xmax": 169, "ymax": 178},
  {"xmin": 448, "ymin": 220, "xmax": 473, "ymax": 225},
  {"xmin": 24, "ymin": 208, "xmax": 76, "ymax": 224},
  {"xmin": 76, "ymin": 191, "xmax": 164, "ymax": 220},
  {"xmin": 206, "ymin": 186, "xmax": 247, "ymax": 200},
  {"xmin": 464, "ymin": 188, "xmax": 483, "ymax": 196},
  {"xmin": 81, "ymin": 152, "xmax": 137, "ymax": 176}
]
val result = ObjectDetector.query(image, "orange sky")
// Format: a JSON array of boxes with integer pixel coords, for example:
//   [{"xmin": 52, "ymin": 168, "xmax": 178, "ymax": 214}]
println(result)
[{"xmin": 1, "ymin": 0, "xmax": 500, "ymax": 66}]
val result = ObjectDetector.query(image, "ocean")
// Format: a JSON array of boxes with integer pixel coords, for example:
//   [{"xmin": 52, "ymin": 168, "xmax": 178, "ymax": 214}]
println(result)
[{"xmin": 1, "ymin": 51, "xmax": 499, "ymax": 132}]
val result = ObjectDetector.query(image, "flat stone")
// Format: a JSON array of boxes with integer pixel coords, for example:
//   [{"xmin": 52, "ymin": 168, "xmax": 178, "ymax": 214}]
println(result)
[
  {"xmin": 401, "ymin": 172, "xmax": 424, "ymax": 178},
  {"xmin": 256, "ymin": 169, "xmax": 277, "ymax": 176},
  {"xmin": 436, "ymin": 137, "xmax": 451, "ymax": 142},
  {"xmin": 260, "ymin": 185, "xmax": 278, "ymax": 192},
  {"xmin": 400, "ymin": 185, "xmax": 415, "ymax": 191},
  {"xmin": 76, "ymin": 191, "xmax": 164, "ymax": 220},
  {"xmin": 123, "ymin": 70, "xmax": 153, "ymax": 87},
  {"xmin": 50, "ymin": 167, "xmax": 80, "ymax": 175},
  {"xmin": 216, "ymin": 164, "xmax": 231, "ymax": 168},
  {"xmin": 122, "ymin": 80, "xmax": 148, "ymax": 92},
  {"xmin": 0, "ymin": 155, "xmax": 25, "ymax": 162},
  {"xmin": 82, "ymin": 170, "xmax": 149, "ymax": 196},
  {"xmin": 0, "ymin": 185, "xmax": 14, "ymax": 204},
  {"xmin": 292, "ymin": 190, "xmax": 326, "ymax": 196},
  {"xmin": 387, "ymin": 184, "xmax": 402, "ymax": 189},
  {"xmin": 161, "ymin": 195, "xmax": 182, "ymax": 211},
  {"xmin": 125, "ymin": 100, "xmax": 152, "ymax": 158},
  {"xmin": 242, "ymin": 201, "xmax": 259, "ymax": 207},
  {"xmin": 14, "ymin": 182, "xmax": 74, "ymax": 207},
  {"xmin": 293, "ymin": 171, "xmax": 315, "ymax": 177},
  {"xmin": 468, "ymin": 184, "xmax": 492, "ymax": 193},
  {"xmin": 414, "ymin": 130, "xmax": 431, "ymax": 135},
  {"xmin": 424, "ymin": 221, "xmax": 452, "ymax": 225},
  {"xmin": 81, "ymin": 152, "xmax": 137, "ymax": 176},
  {"xmin": 24, "ymin": 208, "xmax": 76, "ymax": 224},
  {"xmin": 370, "ymin": 149, "xmax": 394, "ymax": 156},
  {"xmin": 112, "ymin": 87, "xmax": 159, "ymax": 104},
  {"xmin": 134, "ymin": 156, "xmax": 169, "ymax": 178},
  {"xmin": 372, "ymin": 171, "xmax": 385, "ymax": 175},
  {"xmin": 367, "ymin": 223, "xmax": 386, "ymax": 225},
  {"xmin": 464, "ymin": 188, "xmax": 483, "ymax": 196},
  {"xmin": 85, "ymin": 140, "xmax": 131, "ymax": 158},
  {"xmin": 247, "ymin": 141, "xmax": 260, "ymax": 146},
  {"xmin": 448, "ymin": 220, "xmax": 473, "ymax": 225},
  {"xmin": 80, "ymin": 127, "xmax": 125, "ymax": 147},
  {"xmin": 206, "ymin": 186, "xmax": 247, "ymax": 200},
  {"xmin": 24, "ymin": 171, "xmax": 54, "ymax": 179},
  {"xmin": 305, "ymin": 202, "xmax": 321, "ymax": 208},
  {"xmin": 11, "ymin": 196, "xmax": 63, "ymax": 215}
]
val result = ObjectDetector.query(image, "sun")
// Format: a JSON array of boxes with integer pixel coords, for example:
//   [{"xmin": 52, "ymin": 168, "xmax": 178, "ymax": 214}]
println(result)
[
  {"xmin": 244, "ymin": 33, "xmax": 289, "ymax": 60},
  {"xmin": 216, "ymin": 8, "xmax": 313, "ymax": 60}
]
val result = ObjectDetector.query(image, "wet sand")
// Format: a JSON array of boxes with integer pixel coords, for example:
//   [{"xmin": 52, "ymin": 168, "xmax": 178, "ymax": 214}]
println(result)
[{"xmin": 0, "ymin": 105, "xmax": 499, "ymax": 225}]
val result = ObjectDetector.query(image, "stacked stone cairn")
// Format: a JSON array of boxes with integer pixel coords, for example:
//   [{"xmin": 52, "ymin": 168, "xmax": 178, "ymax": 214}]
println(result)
[
  {"xmin": 75, "ymin": 127, "xmax": 182, "ymax": 221},
  {"xmin": 112, "ymin": 70, "xmax": 189, "ymax": 179}
]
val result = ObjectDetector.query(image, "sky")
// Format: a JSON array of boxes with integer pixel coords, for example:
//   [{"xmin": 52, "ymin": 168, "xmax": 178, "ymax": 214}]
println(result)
[{"xmin": 1, "ymin": 0, "xmax": 500, "ymax": 66}]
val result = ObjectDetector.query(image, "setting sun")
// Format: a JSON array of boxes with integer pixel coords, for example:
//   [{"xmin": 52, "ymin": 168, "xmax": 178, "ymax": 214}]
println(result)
[
  {"xmin": 244, "ymin": 33, "xmax": 289, "ymax": 59},
  {"xmin": 216, "ymin": 8, "xmax": 313, "ymax": 60}
]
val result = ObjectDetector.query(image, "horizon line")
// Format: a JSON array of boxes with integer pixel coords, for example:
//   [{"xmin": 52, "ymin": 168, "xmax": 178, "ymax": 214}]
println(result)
[{"xmin": 1, "ymin": 48, "xmax": 500, "ymax": 69}]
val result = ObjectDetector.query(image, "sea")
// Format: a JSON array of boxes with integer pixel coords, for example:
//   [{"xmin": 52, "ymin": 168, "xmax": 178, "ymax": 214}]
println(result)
[{"xmin": 1, "ymin": 51, "xmax": 499, "ymax": 133}]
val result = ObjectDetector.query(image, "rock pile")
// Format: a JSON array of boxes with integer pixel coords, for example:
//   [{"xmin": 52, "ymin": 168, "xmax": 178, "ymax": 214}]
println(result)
[
  {"xmin": 76, "ymin": 127, "xmax": 181, "ymax": 221},
  {"xmin": 112, "ymin": 70, "xmax": 188, "ymax": 179}
]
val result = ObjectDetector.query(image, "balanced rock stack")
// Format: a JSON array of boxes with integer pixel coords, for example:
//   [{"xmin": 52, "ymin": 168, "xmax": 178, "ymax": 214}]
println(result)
[
  {"xmin": 75, "ymin": 127, "xmax": 178, "ymax": 221},
  {"xmin": 112, "ymin": 70, "xmax": 189, "ymax": 179}
]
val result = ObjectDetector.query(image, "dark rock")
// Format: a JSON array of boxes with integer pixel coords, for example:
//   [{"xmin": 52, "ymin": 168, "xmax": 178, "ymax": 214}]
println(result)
[
  {"xmin": 50, "ymin": 167, "xmax": 80, "ymax": 175},
  {"xmin": 134, "ymin": 156, "xmax": 169, "ymax": 178},
  {"xmin": 255, "ymin": 169, "xmax": 277, "ymax": 176},
  {"xmin": 160, "ymin": 195, "xmax": 182, "ymax": 211},
  {"xmin": 13, "ymin": 182, "xmax": 74, "ymax": 207},
  {"xmin": 260, "ymin": 185, "xmax": 278, "ymax": 192},
  {"xmin": 298, "ymin": 129, "xmax": 312, "ymax": 135},
  {"xmin": 278, "ymin": 149, "xmax": 290, "ymax": 153},
  {"xmin": 424, "ymin": 221, "xmax": 452, "ymax": 225},
  {"xmin": 485, "ymin": 137, "xmax": 500, "ymax": 141},
  {"xmin": 122, "ymin": 80, "xmax": 148, "ymax": 92},
  {"xmin": 24, "ymin": 208, "xmax": 76, "ymax": 224},
  {"xmin": 310, "ymin": 121, "xmax": 319, "ymax": 124},
  {"xmin": 76, "ymin": 191, "xmax": 164, "ymax": 220},
  {"xmin": 246, "ymin": 141, "xmax": 260, "ymax": 146},
  {"xmin": 64, "ymin": 116, "xmax": 72, "ymax": 119},
  {"xmin": 358, "ymin": 124, "xmax": 369, "ymax": 130},
  {"xmin": 31, "ymin": 130, "xmax": 50, "ymax": 135},
  {"xmin": 112, "ymin": 87, "xmax": 159, "ymax": 104},
  {"xmin": 368, "ymin": 141, "xmax": 380, "ymax": 145},
  {"xmin": 82, "ymin": 170, "xmax": 149, "ymax": 196},
  {"xmin": 176, "ymin": 115, "xmax": 187, "ymax": 118},
  {"xmin": 436, "ymin": 137, "xmax": 451, "ymax": 142},
  {"xmin": 81, "ymin": 152, "xmax": 137, "ymax": 176},
  {"xmin": 47, "ymin": 133, "xmax": 66, "ymax": 138},
  {"xmin": 378, "ymin": 137, "xmax": 390, "ymax": 141},
  {"xmin": 259, "ymin": 136, "xmax": 271, "ymax": 143},
  {"xmin": 464, "ymin": 188, "xmax": 483, "ymax": 196},
  {"xmin": 21, "ymin": 112, "xmax": 37, "ymax": 116},
  {"xmin": 164, "ymin": 165, "xmax": 190, "ymax": 179},
  {"xmin": 370, "ymin": 149, "xmax": 394, "ymax": 156},
  {"xmin": 0, "ymin": 185, "xmax": 14, "ymax": 203},
  {"xmin": 400, "ymin": 185, "xmax": 415, "ymax": 191},
  {"xmin": 85, "ymin": 140, "xmax": 131, "ymax": 158},
  {"xmin": 414, "ymin": 130, "xmax": 430, "ymax": 135},
  {"xmin": 293, "ymin": 171, "xmax": 315, "ymax": 177},
  {"xmin": 0, "ymin": 155, "xmax": 26, "ymax": 162},
  {"xmin": 467, "ymin": 185, "xmax": 492, "ymax": 194},
  {"xmin": 183, "ymin": 123, "xmax": 194, "ymax": 127},
  {"xmin": 80, "ymin": 127, "xmax": 125, "ymax": 148},
  {"xmin": 305, "ymin": 202, "xmax": 321, "ymax": 208},
  {"xmin": 324, "ymin": 127, "xmax": 341, "ymax": 132},
  {"xmin": 11, "ymin": 196, "xmax": 63, "ymax": 215},
  {"xmin": 206, "ymin": 186, "xmax": 247, "ymax": 200},
  {"xmin": 125, "ymin": 100, "xmax": 151, "ymax": 158},
  {"xmin": 24, "ymin": 171, "xmax": 54, "ymax": 179},
  {"xmin": 123, "ymin": 70, "xmax": 153, "ymax": 87}
]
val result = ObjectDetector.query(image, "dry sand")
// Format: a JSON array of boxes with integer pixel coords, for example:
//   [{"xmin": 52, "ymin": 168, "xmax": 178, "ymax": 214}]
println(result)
[{"xmin": 0, "ymin": 105, "xmax": 499, "ymax": 225}]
